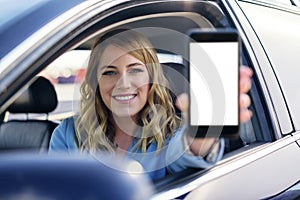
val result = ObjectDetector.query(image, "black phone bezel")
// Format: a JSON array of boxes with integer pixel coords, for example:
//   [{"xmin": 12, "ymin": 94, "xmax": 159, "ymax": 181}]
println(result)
[{"xmin": 187, "ymin": 29, "xmax": 240, "ymax": 138}]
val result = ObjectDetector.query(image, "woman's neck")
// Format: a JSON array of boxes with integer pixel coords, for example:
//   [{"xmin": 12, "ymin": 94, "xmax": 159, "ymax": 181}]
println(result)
[
  {"xmin": 113, "ymin": 115, "xmax": 139, "ymax": 136},
  {"xmin": 113, "ymin": 115, "xmax": 138, "ymax": 154}
]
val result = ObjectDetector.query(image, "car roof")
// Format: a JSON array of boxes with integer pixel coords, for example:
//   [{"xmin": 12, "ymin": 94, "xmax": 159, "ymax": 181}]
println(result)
[{"xmin": 0, "ymin": 0, "xmax": 85, "ymax": 59}]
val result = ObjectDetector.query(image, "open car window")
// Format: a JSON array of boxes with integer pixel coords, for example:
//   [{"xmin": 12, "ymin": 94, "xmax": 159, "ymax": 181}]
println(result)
[
  {"xmin": 4, "ymin": 1, "xmax": 267, "ymax": 153},
  {"xmin": 5, "ymin": 2, "xmax": 270, "ymax": 158}
]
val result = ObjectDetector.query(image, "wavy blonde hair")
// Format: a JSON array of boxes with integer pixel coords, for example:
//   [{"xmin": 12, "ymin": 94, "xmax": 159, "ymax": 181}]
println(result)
[{"xmin": 75, "ymin": 29, "xmax": 181, "ymax": 153}]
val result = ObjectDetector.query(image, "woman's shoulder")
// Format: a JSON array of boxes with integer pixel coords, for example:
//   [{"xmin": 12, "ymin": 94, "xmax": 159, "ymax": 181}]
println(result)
[
  {"xmin": 61, "ymin": 116, "xmax": 76, "ymax": 125},
  {"xmin": 51, "ymin": 117, "xmax": 71, "ymax": 132},
  {"xmin": 52, "ymin": 116, "xmax": 78, "ymax": 141},
  {"xmin": 49, "ymin": 116, "xmax": 77, "ymax": 151}
]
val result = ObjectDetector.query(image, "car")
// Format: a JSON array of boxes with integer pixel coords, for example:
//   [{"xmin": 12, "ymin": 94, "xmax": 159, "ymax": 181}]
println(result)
[{"xmin": 0, "ymin": 0, "xmax": 300, "ymax": 199}]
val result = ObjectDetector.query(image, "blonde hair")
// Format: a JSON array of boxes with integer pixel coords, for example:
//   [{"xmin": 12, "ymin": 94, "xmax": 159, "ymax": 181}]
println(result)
[{"xmin": 75, "ymin": 29, "xmax": 181, "ymax": 153}]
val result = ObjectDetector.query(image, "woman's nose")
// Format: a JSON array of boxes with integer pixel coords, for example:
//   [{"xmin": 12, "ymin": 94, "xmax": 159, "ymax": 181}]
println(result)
[{"xmin": 116, "ymin": 73, "xmax": 131, "ymax": 89}]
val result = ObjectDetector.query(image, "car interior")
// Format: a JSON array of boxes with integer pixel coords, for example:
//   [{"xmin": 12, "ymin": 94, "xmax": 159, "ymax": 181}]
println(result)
[{"xmin": 0, "ymin": 77, "xmax": 58, "ymax": 152}]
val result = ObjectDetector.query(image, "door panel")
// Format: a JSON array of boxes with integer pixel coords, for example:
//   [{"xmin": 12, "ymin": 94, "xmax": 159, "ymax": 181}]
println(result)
[{"xmin": 185, "ymin": 137, "xmax": 300, "ymax": 199}]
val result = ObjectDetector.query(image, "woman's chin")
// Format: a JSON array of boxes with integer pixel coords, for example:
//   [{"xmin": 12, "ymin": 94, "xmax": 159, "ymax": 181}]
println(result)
[{"xmin": 112, "ymin": 111, "xmax": 137, "ymax": 119}]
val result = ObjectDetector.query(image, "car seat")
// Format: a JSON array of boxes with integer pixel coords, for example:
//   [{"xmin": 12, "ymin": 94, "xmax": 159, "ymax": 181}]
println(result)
[{"xmin": 0, "ymin": 76, "xmax": 58, "ymax": 152}]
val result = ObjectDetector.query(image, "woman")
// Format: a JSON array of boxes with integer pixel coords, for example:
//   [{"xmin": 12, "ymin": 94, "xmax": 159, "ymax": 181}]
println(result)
[{"xmin": 49, "ymin": 29, "xmax": 253, "ymax": 180}]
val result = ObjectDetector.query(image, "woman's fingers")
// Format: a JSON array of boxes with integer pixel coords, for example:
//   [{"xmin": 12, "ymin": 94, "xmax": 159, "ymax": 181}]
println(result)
[
  {"xmin": 239, "ymin": 93, "xmax": 253, "ymax": 122},
  {"xmin": 240, "ymin": 109, "xmax": 253, "ymax": 123},
  {"xmin": 239, "ymin": 66, "xmax": 253, "ymax": 93},
  {"xmin": 239, "ymin": 93, "xmax": 251, "ymax": 108},
  {"xmin": 239, "ymin": 66, "xmax": 253, "ymax": 122},
  {"xmin": 239, "ymin": 65, "xmax": 253, "ymax": 77}
]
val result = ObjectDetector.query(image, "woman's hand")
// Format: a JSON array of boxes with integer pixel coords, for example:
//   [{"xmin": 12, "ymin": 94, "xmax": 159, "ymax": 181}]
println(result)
[
  {"xmin": 176, "ymin": 66, "xmax": 253, "ymax": 157},
  {"xmin": 239, "ymin": 66, "xmax": 253, "ymax": 122}
]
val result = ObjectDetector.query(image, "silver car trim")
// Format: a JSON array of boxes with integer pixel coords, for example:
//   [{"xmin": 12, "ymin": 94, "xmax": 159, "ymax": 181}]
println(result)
[
  {"xmin": 293, "ymin": 131, "xmax": 300, "ymax": 141},
  {"xmin": 151, "ymin": 135, "xmax": 296, "ymax": 199}
]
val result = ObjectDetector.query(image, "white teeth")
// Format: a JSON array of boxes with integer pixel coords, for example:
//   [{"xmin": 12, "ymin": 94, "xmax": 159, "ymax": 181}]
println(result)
[{"xmin": 114, "ymin": 95, "xmax": 135, "ymax": 101}]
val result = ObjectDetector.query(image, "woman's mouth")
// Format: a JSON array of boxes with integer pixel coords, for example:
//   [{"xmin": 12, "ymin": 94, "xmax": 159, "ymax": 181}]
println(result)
[{"xmin": 113, "ymin": 94, "xmax": 137, "ymax": 103}]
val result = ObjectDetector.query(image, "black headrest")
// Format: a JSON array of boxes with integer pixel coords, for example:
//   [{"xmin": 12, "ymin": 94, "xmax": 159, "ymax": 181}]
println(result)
[{"xmin": 8, "ymin": 77, "xmax": 58, "ymax": 114}]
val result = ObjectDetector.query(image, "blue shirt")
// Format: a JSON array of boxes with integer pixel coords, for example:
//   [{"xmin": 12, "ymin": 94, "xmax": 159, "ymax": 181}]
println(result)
[{"xmin": 49, "ymin": 117, "xmax": 224, "ymax": 181}]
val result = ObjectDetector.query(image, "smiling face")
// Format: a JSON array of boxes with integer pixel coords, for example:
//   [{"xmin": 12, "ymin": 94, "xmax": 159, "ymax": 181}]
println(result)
[{"xmin": 98, "ymin": 44, "xmax": 150, "ymax": 119}]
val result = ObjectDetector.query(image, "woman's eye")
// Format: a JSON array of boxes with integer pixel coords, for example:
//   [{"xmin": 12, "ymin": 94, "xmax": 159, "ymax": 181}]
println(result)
[
  {"xmin": 129, "ymin": 68, "xmax": 143, "ymax": 73},
  {"xmin": 102, "ymin": 71, "xmax": 117, "ymax": 76}
]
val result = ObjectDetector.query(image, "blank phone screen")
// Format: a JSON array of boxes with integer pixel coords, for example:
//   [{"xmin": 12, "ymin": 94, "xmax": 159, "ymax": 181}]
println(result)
[{"xmin": 189, "ymin": 41, "xmax": 238, "ymax": 126}]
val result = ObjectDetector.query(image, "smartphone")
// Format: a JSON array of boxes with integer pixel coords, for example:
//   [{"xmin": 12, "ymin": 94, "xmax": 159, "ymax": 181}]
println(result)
[{"xmin": 187, "ymin": 29, "xmax": 240, "ymax": 138}]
